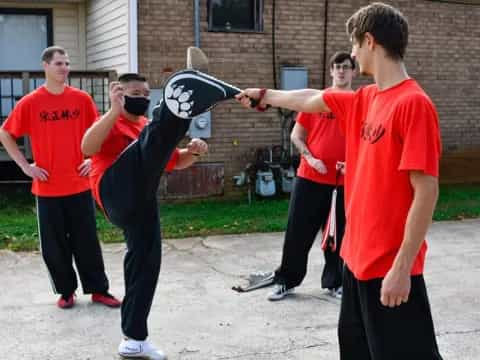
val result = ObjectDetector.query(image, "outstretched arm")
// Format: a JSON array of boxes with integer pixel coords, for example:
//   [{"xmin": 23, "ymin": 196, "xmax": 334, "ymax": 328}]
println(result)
[
  {"xmin": 236, "ymin": 88, "xmax": 330, "ymax": 114},
  {"xmin": 81, "ymin": 82, "xmax": 124, "ymax": 156}
]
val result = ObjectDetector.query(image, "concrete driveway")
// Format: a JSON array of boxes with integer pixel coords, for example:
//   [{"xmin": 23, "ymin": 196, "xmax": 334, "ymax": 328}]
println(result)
[{"xmin": 0, "ymin": 220, "xmax": 479, "ymax": 359}]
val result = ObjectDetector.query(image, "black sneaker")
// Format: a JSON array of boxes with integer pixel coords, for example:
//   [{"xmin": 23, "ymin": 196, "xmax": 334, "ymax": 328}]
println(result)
[
  {"xmin": 267, "ymin": 283, "xmax": 295, "ymax": 301},
  {"xmin": 163, "ymin": 70, "xmax": 241, "ymax": 119}
]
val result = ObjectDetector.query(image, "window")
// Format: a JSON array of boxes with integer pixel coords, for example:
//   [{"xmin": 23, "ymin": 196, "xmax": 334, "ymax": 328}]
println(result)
[
  {"xmin": 0, "ymin": 8, "xmax": 53, "ymax": 71},
  {"xmin": 0, "ymin": 8, "xmax": 53, "ymax": 160},
  {"xmin": 208, "ymin": 0, "xmax": 263, "ymax": 32}
]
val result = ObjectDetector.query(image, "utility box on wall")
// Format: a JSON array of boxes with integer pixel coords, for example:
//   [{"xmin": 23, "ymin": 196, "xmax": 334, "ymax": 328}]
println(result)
[
  {"xmin": 280, "ymin": 66, "xmax": 308, "ymax": 90},
  {"xmin": 188, "ymin": 111, "xmax": 211, "ymax": 138}
]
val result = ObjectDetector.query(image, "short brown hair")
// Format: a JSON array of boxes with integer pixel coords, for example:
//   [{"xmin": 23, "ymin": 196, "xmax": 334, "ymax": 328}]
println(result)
[
  {"xmin": 346, "ymin": 2, "xmax": 408, "ymax": 60},
  {"xmin": 41, "ymin": 46, "xmax": 67, "ymax": 63},
  {"xmin": 329, "ymin": 52, "xmax": 355, "ymax": 70}
]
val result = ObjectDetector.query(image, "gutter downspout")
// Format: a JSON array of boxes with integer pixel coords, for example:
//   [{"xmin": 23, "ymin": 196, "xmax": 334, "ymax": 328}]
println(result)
[
  {"xmin": 194, "ymin": 0, "xmax": 200, "ymax": 47},
  {"xmin": 321, "ymin": 0, "xmax": 329, "ymax": 89},
  {"xmin": 129, "ymin": 0, "xmax": 138, "ymax": 72},
  {"xmin": 272, "ymin": 0, "xmax": 277, "ymax": 89}
]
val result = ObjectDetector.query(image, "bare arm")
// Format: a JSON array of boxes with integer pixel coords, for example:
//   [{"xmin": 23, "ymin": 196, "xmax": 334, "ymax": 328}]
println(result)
[
  {"xmin": 81, "ymin": 82, "xmax": 124, "ymax": 156},
  {"xmin": 393, "ymin": 171, "xmax": 439, "ymax": 272},
  {"xmin": 380, "ymin": 171, "xmax": 439, "ymax": 307},
  {"xmin": 81, "ymin": 109, "xmax": 120, "ymax": 156},
  {"xmin": 291, "ymin": 122, "xmax": 327, "ymax": 174},
  {"xmin": 0, "ymin": 129, "xmax": 49, "ymax": 181},
  {"xmin": 0, "ymin": 129, "xmax": 30, "ymax": 170},
  {"xmin": 174, "ymin": 149, "xmax": 199, "ymax": 170},
  {"xmin": 174, "ymin": 138, "xmax": 208, "ymax": 170},
  {"xmin": 290, "ymin": 122, "xmax": 310, "ymax": 157},
  {"xmin": 236, "ymin": 88, "xmax": 331, "ymax": 114}
]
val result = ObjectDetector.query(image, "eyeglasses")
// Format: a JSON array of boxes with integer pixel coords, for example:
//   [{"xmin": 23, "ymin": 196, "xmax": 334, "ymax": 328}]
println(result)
[{"xmin": 333, "ymin": 64, "xmax": 353, "ymax": 71}]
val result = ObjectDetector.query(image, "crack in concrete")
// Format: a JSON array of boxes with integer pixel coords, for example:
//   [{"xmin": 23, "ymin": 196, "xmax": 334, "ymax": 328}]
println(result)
[
  {"xmin": 170, "ymin": 245, "xmax": 242, "ymax": 279},
  {"xmin": 215, "ymin": 342, "xmax": 330, "ymax": 359},
  {"xmin": 163, "ymin": 239, "xmax": 198, "ymax": 252},
  {"xmin": 179, "ymin": 347, "xmax": 200, "ymax": 354},
  {"xmin": 203, "ymin": 261, "xmax": 242, "ymax": 279},
  {"xmin": 164, "ymin": 239, "xmax": 273, "ymax": 280},
  {"xmin": 437, "ymin": 328, "xmax": 480, "ymax": 336},
  {"xmin": 304, "ymin": 294, "xmax": 340, "ymax": 304},
  {"xmin": 200, "ymin": 238, "xmax": 226, "ymax": 251},
  {"xmin": 164, "ymin": 238, "xmax": 274, "ymax": 264},
  {"xmin": 164, "ymin": 238, "xmax": 228, "ymax": 253}
]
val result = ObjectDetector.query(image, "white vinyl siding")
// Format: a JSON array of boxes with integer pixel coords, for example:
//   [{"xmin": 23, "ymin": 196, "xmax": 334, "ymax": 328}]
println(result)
[
  {"xmin": 86, "ymin": 0, "xmax": 129, "ymax": 73},
  {"xmin": 0, "ymin": 2, "xmax": 86, "ymax": 69}
]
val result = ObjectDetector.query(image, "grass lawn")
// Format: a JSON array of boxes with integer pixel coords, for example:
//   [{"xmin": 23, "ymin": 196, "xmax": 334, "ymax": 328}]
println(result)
[{"xmin": 1, "ymin": 184, "xmax": 479, "ymax": 251}]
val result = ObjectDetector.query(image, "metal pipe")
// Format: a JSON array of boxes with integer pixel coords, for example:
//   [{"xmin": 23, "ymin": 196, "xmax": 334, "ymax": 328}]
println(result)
[
  {"xmin": 194, "ymin": 0, "xmax": 200, "ymax": 47},
  {"xmin": 129, "ymin": 0, "xmax": 139, "ymax": 72},
  {"xmin": 272, "ymin": 0, "xmax": 277, "ymax": 89},
  {"xmin": 322, "ymin": 0, "xmax": 329, "ymax": 89}
]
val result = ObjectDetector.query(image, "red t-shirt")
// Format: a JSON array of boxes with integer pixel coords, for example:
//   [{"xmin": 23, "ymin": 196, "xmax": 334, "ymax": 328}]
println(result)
[
  {"xmin": 2, "ymin": 86, "xmax": 98, "ymax": 196},
  {"xmin": 89, "ymin": 115, "xmax": 179, "ymax": 208},
  {"xmin": 296, "ymin": 110, "xmax": 345, "ymax": 186},
  {"xmin": 323, "ymin": 79, "xmax": 442, "ymax": 280}
]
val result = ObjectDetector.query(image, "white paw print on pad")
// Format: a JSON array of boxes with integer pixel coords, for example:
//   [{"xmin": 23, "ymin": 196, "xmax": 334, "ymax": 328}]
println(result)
[{"xmin": 165, "ymin": 84, "xmax": 194, "ymax": 118}]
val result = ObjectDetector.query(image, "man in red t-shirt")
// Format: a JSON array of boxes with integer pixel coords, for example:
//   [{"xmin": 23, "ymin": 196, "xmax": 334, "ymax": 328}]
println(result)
[
  {"xmin": 0, "ymin": 46, "xmax": 120, "ymax": 309},
  {"xmin": 237, "ymin": 3, "xmax": 443, "ymax": 359},
  {"xmin": 82, "ymin": 73, "xmax": 208, "ymax": 360},
  {"xmin": 267, "ymin": 52, "xmax": 354, "ymax": 301}
]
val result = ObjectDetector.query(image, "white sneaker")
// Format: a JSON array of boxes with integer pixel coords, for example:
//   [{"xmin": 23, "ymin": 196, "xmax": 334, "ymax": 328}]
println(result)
[
  {"xmin": 267, "ymin": 283, "xmax": 295, "ymax": 301},
  {"xmin": 118, "ymin": 338, "xmax": 167, "ymax": 360}
]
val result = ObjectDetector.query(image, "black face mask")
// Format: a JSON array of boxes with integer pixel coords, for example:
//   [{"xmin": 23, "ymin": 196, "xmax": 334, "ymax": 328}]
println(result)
[{"xmin": 124, "ymin": 96, "xmax": 150, "ymax": 116}]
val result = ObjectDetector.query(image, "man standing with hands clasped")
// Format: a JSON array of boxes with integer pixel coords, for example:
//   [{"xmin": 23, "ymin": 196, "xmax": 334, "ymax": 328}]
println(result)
[{"xmin": 267, "ymin": 52, "xmax": 355, "ymax": 301}]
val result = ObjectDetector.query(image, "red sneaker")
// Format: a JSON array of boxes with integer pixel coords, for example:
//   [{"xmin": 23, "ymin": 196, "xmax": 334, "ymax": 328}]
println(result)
[
  {"xmin": 92, "ymin": 292, "xmax": 122, "ymax": 308},
  {"xmin": 57, "ymin": 294, "xmax": 75, "ymax": 309}
]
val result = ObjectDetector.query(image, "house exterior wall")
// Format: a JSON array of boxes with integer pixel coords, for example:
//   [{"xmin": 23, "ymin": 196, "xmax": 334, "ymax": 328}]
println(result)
[
  {"xmin": 137, "ymin": 0, "xmax": 480, "ymax": 193},
  {"xmin": 3, "ymin": 0, "xmax": 478, "ymax": 188},
  {"xmin": 85, "ymin": 0, "xmax": 130, "ymax": 73},
  {"xmin": 323, "ymin": 0, "xmax": 480, "ymax": 152},
  {"xmin": 139, "ymin": 0, "xmax": 480, "ymax": 193}
]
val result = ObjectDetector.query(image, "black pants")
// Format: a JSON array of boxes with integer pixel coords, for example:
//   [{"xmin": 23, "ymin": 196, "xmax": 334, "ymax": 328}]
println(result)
[
  {"xmin": 339, "ymin": 266, "xmax": 443, "ymax": 360},
  {"xmin": 275, "ymin": 177, "xmax": 345, "ymax": 290},
  {"xmin": 36, "ymin": 190, "xmax": 109, "ymax": 296},
  {"xmin": 100, "ymin": 103, "xmax": 191, "ymax": 340}
]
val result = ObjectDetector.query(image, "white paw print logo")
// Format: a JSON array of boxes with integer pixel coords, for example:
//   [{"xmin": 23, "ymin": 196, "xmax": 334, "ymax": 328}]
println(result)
[{"xmin": 165, "ymin": 84, "xmax": 194, "ymax": 118}]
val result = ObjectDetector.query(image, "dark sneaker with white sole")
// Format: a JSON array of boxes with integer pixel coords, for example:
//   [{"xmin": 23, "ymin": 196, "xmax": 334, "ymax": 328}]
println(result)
[
  {"xmin": 267, "ymin": 283, "xmax": 295, "ymax": 301},
  {"xmin": 163, "ymin": 70, "xmax": 241, "ymax": 119}
]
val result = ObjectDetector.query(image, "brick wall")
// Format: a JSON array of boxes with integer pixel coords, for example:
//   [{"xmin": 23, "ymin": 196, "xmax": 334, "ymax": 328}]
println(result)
[
  {"xmin": 138, "ymin": 0, "xmax": 480, "ymax": 196},
  {"xmin": 324, "ymin": 0, "xmax": 480, "ymax": 151}
]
